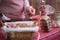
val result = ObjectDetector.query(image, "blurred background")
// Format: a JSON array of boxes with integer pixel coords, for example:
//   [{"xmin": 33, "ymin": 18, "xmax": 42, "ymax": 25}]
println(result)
[{"xmin": 29, "ymin": 0, "xmax": 60, "ymax": 14}]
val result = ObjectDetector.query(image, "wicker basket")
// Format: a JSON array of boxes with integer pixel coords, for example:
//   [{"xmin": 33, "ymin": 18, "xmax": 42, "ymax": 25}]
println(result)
[
  {"xmin": 7, "ymin": 32, "xmax": 34, "ymax": 40},
  {"xmin": 2, "ymin": 21, "xmax": 38, "ymax": 40}
]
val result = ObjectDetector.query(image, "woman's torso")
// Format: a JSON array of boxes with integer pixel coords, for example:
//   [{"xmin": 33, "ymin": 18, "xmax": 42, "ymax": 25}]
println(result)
[{"xmin": 0, "ymin": 0, "xmax": 24, "ymax": 19}]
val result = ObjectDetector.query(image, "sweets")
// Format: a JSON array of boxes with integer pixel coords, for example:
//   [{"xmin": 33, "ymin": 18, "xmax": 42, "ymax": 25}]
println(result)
[
  {"xmin": 5, "ymin": 23, "xmax": 36, "ymax": 28},
  {"xmin": 40, "ymin": 16, "xmax": 51, "ymax": 32}
]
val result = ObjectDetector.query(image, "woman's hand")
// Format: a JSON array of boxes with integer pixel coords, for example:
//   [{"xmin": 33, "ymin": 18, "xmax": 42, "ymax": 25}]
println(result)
[{"xmin": 27, "ymin": 6, "xmax": 35, "ymax": 15}]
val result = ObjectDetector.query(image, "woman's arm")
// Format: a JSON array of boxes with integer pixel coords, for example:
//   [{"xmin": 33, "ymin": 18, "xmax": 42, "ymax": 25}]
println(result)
[
  {"xmin": 24, "ymin": 0, "xmax": 30, "ymax": 8},
  {"xmin": 24, "ymin": 0, "xmax": 35, "ymax": 15}
]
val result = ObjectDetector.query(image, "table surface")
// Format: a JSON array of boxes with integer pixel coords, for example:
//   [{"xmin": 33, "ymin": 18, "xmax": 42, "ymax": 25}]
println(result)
[
  {"xmin": 39, "ymin": 28, "xmax": 60, "ymax": 39},
  {"xmin": 31, "ymin": 15, "xmax": 60, "ymax": 40}
]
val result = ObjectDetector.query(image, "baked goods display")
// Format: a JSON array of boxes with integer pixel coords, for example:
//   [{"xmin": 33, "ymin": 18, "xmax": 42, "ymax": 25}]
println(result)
[
  {"xmin": 2, "ymin": 21, "xmax": 38, "ymax": 32},
  {"xmin": 40, "ymin": 16, "xmax": 51, "ymax": 32},
  {"xmin": 2, "ymin": 21, "xmax": 39, "ymax": 40},
  {"xmin": 4, "ymin": 22, "xmax": 36, "ymax": 28}
]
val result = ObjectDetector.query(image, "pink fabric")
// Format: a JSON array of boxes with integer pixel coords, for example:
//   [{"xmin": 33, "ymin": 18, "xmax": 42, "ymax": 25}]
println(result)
[
  {"xmin": 0, "ymin": 29, "xmax": 5, "ymax": 40},
  {"xmin": 32, "ymin": 15, "xmax": 60, "ymax": 40},
  {"xmin": 31, "ymin": 15, "xmax": 40, "ymax": 19},
  {"xmin": 0, "ymin": 0, "xmax": 24, "ymax": 19},
  {"xmin": 39, "ymin": 28, "xmax": 60, "ymax": 39},
  {"xmin": 32, "ymin": 32, "xmax": 38, "ymax": 40},
  {"xmin": 32, "ymin": 27, "xmax": 60, "ymax": 40},
  {"xmin": 31, "ymin": 15, "xmax": 41, "ymax": 30}
]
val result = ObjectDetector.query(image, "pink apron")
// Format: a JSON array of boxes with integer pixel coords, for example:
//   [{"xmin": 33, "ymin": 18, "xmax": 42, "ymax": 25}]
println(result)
[{"xmin": 0, "ymin": 0, "xmax": 24, "ymax": 19}]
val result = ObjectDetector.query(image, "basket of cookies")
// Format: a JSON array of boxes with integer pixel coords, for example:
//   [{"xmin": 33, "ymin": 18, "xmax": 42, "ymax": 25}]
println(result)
[{"xmin": 2, "ymin": 21, "xmax": 39, "ymax": 40}]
